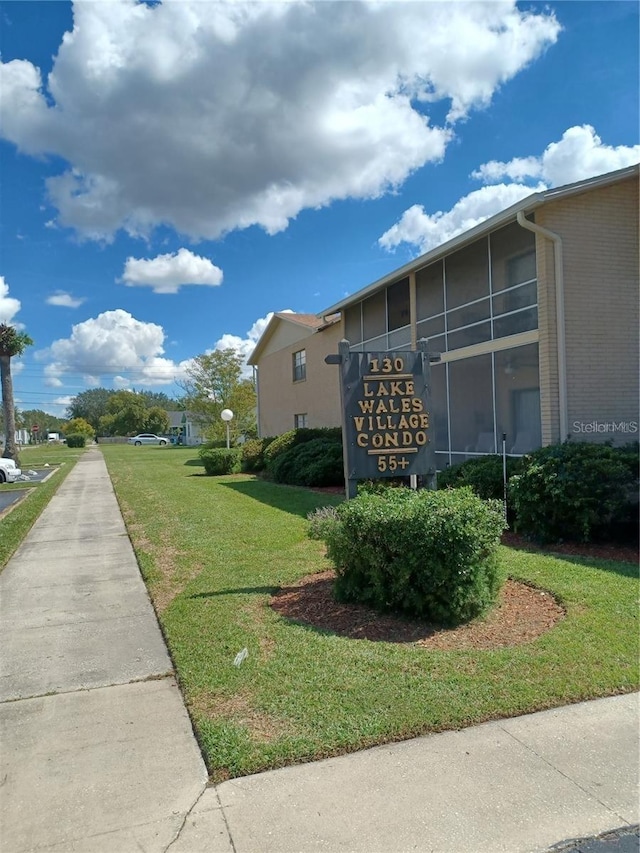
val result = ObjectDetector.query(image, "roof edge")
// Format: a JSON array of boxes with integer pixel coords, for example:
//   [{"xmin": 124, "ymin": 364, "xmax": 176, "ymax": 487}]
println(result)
[
  {"xmin": 318, "ymin": 164, "xmax": 639, "ymax": 319},
  {"xmin": 248, "ymin": 312, "xmax": 339, "ymax": 365}
]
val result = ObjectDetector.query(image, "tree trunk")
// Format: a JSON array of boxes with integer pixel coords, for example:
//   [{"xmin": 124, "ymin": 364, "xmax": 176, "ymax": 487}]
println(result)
[{"xmin": 1, "ymin": 353, "xmax": 20, "ymax": 466}]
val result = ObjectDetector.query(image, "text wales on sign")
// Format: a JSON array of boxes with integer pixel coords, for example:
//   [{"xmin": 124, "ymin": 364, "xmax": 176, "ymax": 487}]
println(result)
[{"xmin": 326, "ymin": 339, "xmax": 439, "ymax": 497}]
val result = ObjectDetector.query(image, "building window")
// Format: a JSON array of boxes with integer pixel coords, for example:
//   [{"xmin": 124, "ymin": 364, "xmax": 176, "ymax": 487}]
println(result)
[
  {"xmin": 294, "ymin": 413, "xmax": 308, "ymax": 429},
  {"xmin": 433, "ymin": 342, "xmax": 541, "ymax": 468},
  {"xmin": 293, "ymin": 349, "xmax": 306, "ymax": 381},
  {"xmin": 387, "ymin": 277, "xmax": 410, "ymax": 331}
]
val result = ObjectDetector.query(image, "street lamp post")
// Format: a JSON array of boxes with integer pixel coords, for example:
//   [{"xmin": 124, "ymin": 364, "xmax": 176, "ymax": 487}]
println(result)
[{"xmin": 220, "ymin": 408, "xmax": 234, "ymax": 449}]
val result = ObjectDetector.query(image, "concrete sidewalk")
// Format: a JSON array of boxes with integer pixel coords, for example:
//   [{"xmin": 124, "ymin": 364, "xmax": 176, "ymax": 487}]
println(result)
[
  {"xmin": 0, "ymin": 449, "xmax": 208, "ymax": 851},
  {"xmin": 178, "ymin": 692, "xmax": 637, "ymax": 853},
  {"xmin": 0, "ymin": 449, "xmax": 638, "ymax": 853}
]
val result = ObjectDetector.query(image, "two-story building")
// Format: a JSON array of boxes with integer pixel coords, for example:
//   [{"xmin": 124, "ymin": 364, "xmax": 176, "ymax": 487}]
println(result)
[{"xmin": 249, "ymin": 165, "xmax": 639, "ymax": 468}]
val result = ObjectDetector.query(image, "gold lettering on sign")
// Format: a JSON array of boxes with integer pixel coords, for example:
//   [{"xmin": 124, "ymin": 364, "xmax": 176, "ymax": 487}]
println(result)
[{"xmin": 349, "ymin": 353, "xmax": 432, "ymax": 476}]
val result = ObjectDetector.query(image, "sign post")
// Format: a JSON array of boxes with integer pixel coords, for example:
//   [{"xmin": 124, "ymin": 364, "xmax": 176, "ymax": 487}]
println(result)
[{"xmin": 326, "ymin": 338, "xmax": 439, "ymax": 499}]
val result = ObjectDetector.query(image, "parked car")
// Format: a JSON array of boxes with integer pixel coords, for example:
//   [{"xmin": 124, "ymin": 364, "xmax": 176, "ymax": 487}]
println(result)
[
  {"xmin": 0, "ymin": 458, "xmax": 22, "ymax": 484},
  {"xmin": 127, "ymin": 434, "xmax": 168, "ymax": 446}
]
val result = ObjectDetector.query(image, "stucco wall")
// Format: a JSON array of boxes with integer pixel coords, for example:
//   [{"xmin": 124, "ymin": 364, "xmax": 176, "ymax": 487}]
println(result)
[
  {"xmin": 537, "ymin": 173, "xmax": 639, "ymax": 444},
  {"xmin": 258, "ymin": 321, "xmax": 315, "ymax": 359},
  {"xmin": 256, "ymin": 321, "xmax": 344, "ymax": 436}
]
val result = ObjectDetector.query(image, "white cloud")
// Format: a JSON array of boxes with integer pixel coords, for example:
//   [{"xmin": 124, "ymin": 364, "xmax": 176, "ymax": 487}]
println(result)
[
  {"xmin": 46, "ymin": 290, "xmax": 86, "ymax": 308},
  {"xmin": 44, "ymin": 366, "xmax": 63, "ymax": 388},
  {"xmin": 214, "ymin": 310, "xmax": 293, "ymax": 376},
  {"xmin": 380, "ymin": 125, "xmax": 639, "ymax": 255},
  {"xmin": 53, "ymin": 395, "xmax": 74, "ymax": 407},
  {"xmin": 472, "ymin": 125, "xmax": 640, "ymax": 186},
  {"xmin": 0, "ymin": 1, "xmax": 559, "ymax": 241},
  {"xmin": 379, "ymin": 183, "xmax": 546, "ymax": 255},
  {"xmin": 37, "ymin": 309, "xmax": 191, "ymax": 387},
  {"xmin": 121, "ymin": 248, "xmax": 223, "ymax": 294},
  {"xmin": 0, "ymin": 276, "xmax": 21, "ymax": 324}
]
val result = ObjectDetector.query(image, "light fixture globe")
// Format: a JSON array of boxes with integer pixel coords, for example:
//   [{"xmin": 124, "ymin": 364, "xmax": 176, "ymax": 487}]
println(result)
[{"xmin": 220, "ymin": 409, "xmax": 234, "ymax": 422}]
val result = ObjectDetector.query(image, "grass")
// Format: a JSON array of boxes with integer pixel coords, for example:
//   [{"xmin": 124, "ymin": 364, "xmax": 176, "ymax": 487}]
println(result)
[
  {"xmin": 102, "ymin": 443, "xmax": 639, "ymax": 782},
  {"xmin": 0, "ymin": 444, "xmax": 84, "ymax": 570}
]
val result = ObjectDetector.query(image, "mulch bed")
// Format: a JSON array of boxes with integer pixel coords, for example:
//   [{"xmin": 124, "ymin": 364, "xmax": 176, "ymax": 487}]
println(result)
[
  {"xmin": 271, "ymin": 533, "xmax": 638, "ymax": 651},
  {"xmin": 292, "ymin": 487, "xmax": 637, "ymax": 649},
  {"xmin": 271, "ymin": 572, "xmax": 565, "ymax": 651}
]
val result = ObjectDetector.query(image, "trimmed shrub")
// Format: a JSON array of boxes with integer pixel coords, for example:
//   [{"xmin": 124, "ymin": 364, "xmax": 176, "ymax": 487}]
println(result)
[
  {"xmin": 270, "ymin": 438, "xmax": 344, "ymax": 487},
  {"xmin": 509, "ymin": 441, "xmax": 639, "ymax": 543},
  {"xmin": 315, "ymin": 487, "xmax": 505, "ymax": 626},
  {"xmin": 241, "ymin": 437, "xmax": 274, "ymax": 473},
  {"xmin": 438, "ymin": 455, "xmax": 522, "ymax": 527},
  {"xmin": 264, "ymin": 427, "xmax": 342, "ymax": 469},
  {"xmin": 437, "ymin": 455, "xmax": 525, "ymax": 501},
  {"xmin": 199, "ymin": 447, "xmax": 242, "ymax": 476},
  {"xmin": 65, "ymin": 433, "xmax": 86, "ymax": 448},
  {"xmin": 358, "ymin": 479, "xmax": 410, "ymax": 494},
  {"xmin": 308, "ymin": 505, "xmax": 341, "ymax": 541},
  {"xmin": 63, "ymin": 418, "xmax": 95, "ymax": 440},
  {"xmin": 200, "ymin": 439, "xmax": 228, "ymax": 449}
]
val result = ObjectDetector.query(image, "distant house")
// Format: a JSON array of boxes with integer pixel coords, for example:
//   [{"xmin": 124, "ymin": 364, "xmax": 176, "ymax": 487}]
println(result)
[
  {"xmin": 249, "ymin": 165, "xmax": 639, "ymax": 466},
  {"xmin": 0, "ymin": 429, "xmax": 30, "ymax": 447},
  {"xmin": 247, "ymin": 312, "xmax": 343, "ymax": 437},
  {"xmin": 166, "ymin": 411, "xmax": 204, "ymax": 446}
]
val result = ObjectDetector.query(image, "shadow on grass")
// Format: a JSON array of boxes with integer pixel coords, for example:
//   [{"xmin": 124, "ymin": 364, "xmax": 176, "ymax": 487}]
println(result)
[
  {"xmin": 219, "ymin": 478, "xmax": 342, "ymax": 519},
  {"xmin": 184, "ymin": 458, "xmax": 204, "ymax": 467},
  {"xmin": 189, "ymin": 585, "xmax": 278, "ymax": 599}
]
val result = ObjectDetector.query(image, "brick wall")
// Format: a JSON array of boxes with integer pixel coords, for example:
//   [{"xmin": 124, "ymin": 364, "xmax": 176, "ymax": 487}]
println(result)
[{"xmin": 538, "ymin": 173, "xmax": 639, "ymax": 444}]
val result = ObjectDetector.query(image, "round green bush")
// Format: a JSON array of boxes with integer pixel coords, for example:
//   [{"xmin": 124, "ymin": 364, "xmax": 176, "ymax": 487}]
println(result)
[
  {"xmin": 263, "ymin": 430, "xmax": 296, "ymax": 467},
  {"xmin": 437, "ymin": 455, "xmax": 525, "ymax": 501},
  {"xmin": 264, "ymin": 427, "xmax": 343, "ymax": 470},
  {"xmin": 270, "ymin": 438, "xmax": 344, "ymax": 487},
  {"xmin": 199, "ymin": 447, "xmax": 242, "ymax": 476},
  {"xmin": 65, "ymin": 433, "xmax": 86, "ymax": 448},
  {"xmin": 241, "ymin": 437, "xmax": 274, "ymax": 473},
  {"xmin": 317, "ymin": 486, "xmax": 505, "ymax": 626},
  {"xmin": 509, "ymin": 441, "xmax": 639, "ymax": 543}
]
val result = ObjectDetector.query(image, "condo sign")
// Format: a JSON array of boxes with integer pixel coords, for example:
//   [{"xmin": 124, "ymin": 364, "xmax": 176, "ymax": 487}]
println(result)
[{"xmin": 326, "ymin": 339, "xmax": 438, "ymax": 498}]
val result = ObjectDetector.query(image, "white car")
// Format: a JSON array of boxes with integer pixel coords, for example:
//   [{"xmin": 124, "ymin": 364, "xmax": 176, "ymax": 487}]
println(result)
[
  {"xmin": 127, "ymin": 434, "xmax": 168, "ymax": 446},
  {"xmin": 0, "ymin": 458, "xmax": 22, "ymax": 484}
]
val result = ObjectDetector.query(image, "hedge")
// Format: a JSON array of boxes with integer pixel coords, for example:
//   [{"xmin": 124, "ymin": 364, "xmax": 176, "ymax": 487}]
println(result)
[
  {"xmin": 509, "ymin": 441, "xmax": 638, "ymax": 543},
  {"xmin": 269, "ymin": 438, "xmax": 344, "ymax": 487},
  {"xmin": 310, "ymin": 486, "xmax": 505, "ymax": 626},
  {"xmin": 264, "ymin": 427, "xmax": 342, "ymax": 470},
  {"xmin": 199, "ymin": 447, "xmax": 242, "ymax": 476}
]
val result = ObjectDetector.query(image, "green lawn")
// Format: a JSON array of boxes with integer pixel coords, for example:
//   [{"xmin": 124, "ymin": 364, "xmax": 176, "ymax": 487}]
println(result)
[
  {"xmin": 0, "ymin": 444, "xmax": 84, "ymax": 569},
  {"xmin": 102, "ymin": 444, "xmax": 639, "ymax": 782}
]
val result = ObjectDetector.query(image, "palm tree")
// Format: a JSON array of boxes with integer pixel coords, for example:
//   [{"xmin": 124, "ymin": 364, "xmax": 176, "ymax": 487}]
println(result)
[{"xmin": 0, "ymin": 324, "xmax": 33, "ymax": 466}]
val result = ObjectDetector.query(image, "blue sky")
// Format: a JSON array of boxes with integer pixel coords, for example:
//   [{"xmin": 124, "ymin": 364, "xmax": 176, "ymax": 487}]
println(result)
[{"xmin": 1, "ymin": 0, "xmax": 638, "ymax": 417}]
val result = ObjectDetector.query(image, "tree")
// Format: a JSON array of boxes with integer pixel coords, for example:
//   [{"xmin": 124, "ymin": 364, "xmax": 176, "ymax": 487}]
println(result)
[
  {"xmin": 144, "ymin": 406, "xmax": 170, "ymax": 435},
  {"xmin": 67, "ymin": 388, "xmax": 114, "ymax": 431},
  {"xmin": 0, "ymin": 324, "xmax": 33, "ymax": 465},
  {"xmin": 19, "ymin": 409, "xmax": 66, "ymax": 439},
  {"xmin": 102, "ymin": 391, "xmax": 148, "ymax": 437},
  {"xmin": 69, "ymin": 387, "xmax": 181, "ymax": 434},
  {"xmin": 180, "ymin": 348, "xmax": 257, "ymax": 442},
  {"xmin": 137, "ymin": 390, "xmax": 175, "ymax": 409},
  {"xmin": 63, "ymin": 418, "xmax": 96, "ymax": 440}
]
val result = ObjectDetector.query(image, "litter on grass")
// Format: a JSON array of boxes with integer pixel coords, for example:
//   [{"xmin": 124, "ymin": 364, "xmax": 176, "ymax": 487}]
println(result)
[{"xmin": 233, "ymin": 647, "xmax": 248, "ymax": 667}]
